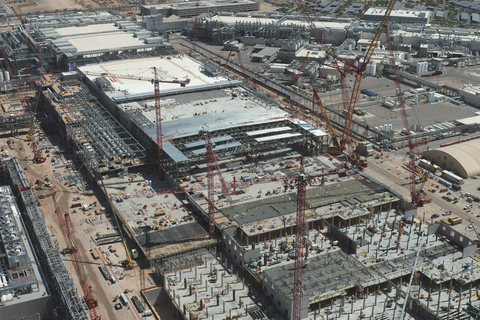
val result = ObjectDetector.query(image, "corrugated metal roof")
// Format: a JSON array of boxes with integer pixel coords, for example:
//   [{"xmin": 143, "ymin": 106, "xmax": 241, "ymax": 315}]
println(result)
[
  {"xmin": 191, "ymin": 142, "xmax": 242, "ymax": 154},
  {"xmin": 246, "ymin": 127, "xmax": 291, "ymax": 136},
  {"xmin": 461, "ymin": 12, "xmax": 469, "ymax": 20},
  {"xmin": 472, "ymin": 13, "xmax": 479, "ymax": 22},
  {"xmin": 435, "ymin": 11, "xmax": 444, "ymax": 18},
  {"xmin": 417, "ymin": 5, "xmax": 425, "ymax": 10},
  {"xmin": 255, "ymin": 132, "xmax": 301, "ymax": 142},
  {"xmin": 184, "ymin": 135, "xmax": 233, "ymax": 148},
  {"xmin": 320, "ymin": 1, "xmax": 331, "ymax": 7},
  {"xmin": 163, "ymin": 141, "xmax": 189, "ymax": 163}
]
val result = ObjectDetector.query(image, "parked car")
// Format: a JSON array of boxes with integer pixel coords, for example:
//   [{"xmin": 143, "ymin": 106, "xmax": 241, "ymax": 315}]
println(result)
[{"xmin": 431, "ymin": 214, "xmax": 439, "ymax": 219}]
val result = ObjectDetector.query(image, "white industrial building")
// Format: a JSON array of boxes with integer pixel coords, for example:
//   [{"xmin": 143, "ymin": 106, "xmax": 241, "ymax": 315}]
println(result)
[
  {"xmin": 363, "ymin": 8, "xmax": 432, "ymax": 25},
  {"xmin": 459, "ymin": 85, "xmax": 480, "ymax": 107},
  {"xmin": 141, "ymin": 0, "xmax": 260, "ymax": 17}
]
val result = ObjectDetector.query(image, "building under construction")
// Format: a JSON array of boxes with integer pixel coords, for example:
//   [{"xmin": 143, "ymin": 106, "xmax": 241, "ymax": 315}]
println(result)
[
  {"xmin": 5, "ymin": 4, "xmax": 480, "ymax": 320},
  {"xmin": 1, "ymin": 157, "xmax": 84, "ymax": 320},
  {"xmin": 21, "ymin": 36, "xmax": 480, "ymax": 318}
]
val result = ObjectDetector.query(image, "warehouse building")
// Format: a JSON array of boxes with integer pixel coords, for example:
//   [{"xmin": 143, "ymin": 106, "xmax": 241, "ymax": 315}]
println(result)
[
  {"xmin": 140, "ymin": 0, "xmax": 260, "ymax": 18},
  {"xmin": 428, "ymin": 140, "xmax": 480, "ymax": 178}
]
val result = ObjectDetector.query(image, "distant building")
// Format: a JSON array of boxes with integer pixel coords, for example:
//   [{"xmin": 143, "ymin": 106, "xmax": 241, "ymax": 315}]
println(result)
[
  {"xmin": 141, "ymin": 0, "xmax": 260, "ymax": 18},
  {"xmin": 0, "ymin": 185, "xmax": 52, "ymax": 319},
  {"xmin": 364, "ymin": 8, "xmax": 432, "ymax": 25}
]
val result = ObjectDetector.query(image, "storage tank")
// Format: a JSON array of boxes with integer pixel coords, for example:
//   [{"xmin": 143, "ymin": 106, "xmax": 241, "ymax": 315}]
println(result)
[
  {"xmin": 384, "ymin": 124, "xmax": 388, "ymax": 132},
  {"xmin": 388, "ymin": 124, "xmax": 392, "ymax": 132}
]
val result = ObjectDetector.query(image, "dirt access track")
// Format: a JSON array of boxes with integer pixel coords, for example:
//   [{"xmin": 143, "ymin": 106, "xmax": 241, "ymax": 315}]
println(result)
[{"xmin": 14, "ymin": 0, "xmax": 103, "ymax": 13}]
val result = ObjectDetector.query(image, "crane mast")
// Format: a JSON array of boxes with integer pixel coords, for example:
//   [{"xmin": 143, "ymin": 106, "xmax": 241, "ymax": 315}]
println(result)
[
  {"xmin": 384, "ymin": 24, "xmax": 427, "ymax": 205},
  {"xmin": 202, "ymin": 129, "xmax": 234, "ymax": 238},
  {"xmin": 292, "ymin": 157, "xmax": 307, "ymax": 320}
]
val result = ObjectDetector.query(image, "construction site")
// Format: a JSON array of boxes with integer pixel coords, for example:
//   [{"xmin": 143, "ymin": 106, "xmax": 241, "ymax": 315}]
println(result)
[{"xmin": 3, "ymin": 0, "xmax": 480, "ymax": 319}]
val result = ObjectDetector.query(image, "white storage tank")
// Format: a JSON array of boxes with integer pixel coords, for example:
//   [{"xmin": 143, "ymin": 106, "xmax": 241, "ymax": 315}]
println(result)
[{"xmin": 388, "ymin": 124, "xmax": 392, "ymax": 132}]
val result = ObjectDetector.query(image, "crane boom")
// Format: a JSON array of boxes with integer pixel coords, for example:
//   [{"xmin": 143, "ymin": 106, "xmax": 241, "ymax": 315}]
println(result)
[
  {"xmin": 384, "ymin": 24, "xmax": 427, "ymax": 205},
  {"xmin": 312, "ymin": 88, "xmax": 341, "ymax": 151},
  {"xmin": 339, "ymin": 0, "xmax": 398, "ymax": 150}
]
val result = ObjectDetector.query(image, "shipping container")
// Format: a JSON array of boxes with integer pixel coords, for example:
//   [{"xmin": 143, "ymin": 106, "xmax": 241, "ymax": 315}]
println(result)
[{"xmin": 442, "ymin": 170, "xmax": 463, "ymax": 185}]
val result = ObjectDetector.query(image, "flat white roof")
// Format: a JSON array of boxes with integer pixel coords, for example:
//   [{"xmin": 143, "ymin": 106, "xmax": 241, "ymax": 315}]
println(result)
[
  {"xmin": 53, "ymin": 24, "xmax": 119, "ymax": 36},
  {"xmin": 246, "ymin": 126, "xmax": 292, "ymax": 136},
  {"xmin": 50, "ymin": 24, "xmax": 153, "ymax": 54},
  {"xmin": 365, "ymin": 8, "xmax": 432, "ymax": 19},
  {"xmin": 457, "ymin": 115, "xmax": 480, "ymax": 125},
  {"xmin": 79, "ymin": 55, "xmax": 230, "ymax": 95},
  {"xmin": 255, "ymin": 132, "xmax": 302, "ymax": 142},
  {"xmin": 69, "ymin": 33, "xmax": 146, "ymax": 54}
]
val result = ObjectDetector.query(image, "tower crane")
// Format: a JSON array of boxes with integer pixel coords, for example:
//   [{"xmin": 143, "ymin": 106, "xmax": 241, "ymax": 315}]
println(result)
[
  {"xmin": 301, "ymin": 0, "xmax": 398, "ymax": 155},
  {"xmin": 202, "ymin": 129, "xmax": 234, "ymax": 237},
  {"xmin": 78, "ymin": 69, "xmax": 190, "ymax": 176},
  {"xmin": 292, "ymin": 158, "xmax": 346, "ymax": 320},
  {"xmin": 383, "ymin": 24, "xmax": 428, "ymax": 205}
]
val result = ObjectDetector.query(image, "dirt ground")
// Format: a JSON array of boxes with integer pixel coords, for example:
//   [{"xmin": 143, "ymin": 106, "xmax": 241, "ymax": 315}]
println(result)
[
  {"xmin": 15, "ymin": 0, "xmax": 100, "ymax": 13},
  {"xmin": 3, "ymin": 131, "xmax": 153, "ymax": 320}
]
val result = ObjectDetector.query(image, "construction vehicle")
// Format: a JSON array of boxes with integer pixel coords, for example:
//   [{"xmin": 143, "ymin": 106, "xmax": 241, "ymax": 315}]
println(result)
[
  {"xmin": 122, "ymin": 241, "xmax": 137, "ymax": 269},
  {"xmin": 466, "ymin": 302, "xmax": 480, "ymax": 317},
  {"xmin": 448, "ymin": 216, "xmax": 462, "ymax": 226}
]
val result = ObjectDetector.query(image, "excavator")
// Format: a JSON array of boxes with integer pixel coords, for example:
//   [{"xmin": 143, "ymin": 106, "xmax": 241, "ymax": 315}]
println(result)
[{"xmin": 122, "ymin": 241, "xmax": 137, "ymax": 270}]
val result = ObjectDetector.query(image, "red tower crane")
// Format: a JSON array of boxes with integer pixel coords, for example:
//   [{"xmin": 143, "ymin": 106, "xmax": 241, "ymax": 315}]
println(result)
[
  {"xmin": 383, "ymin": 25, "xmax": 427, "ymax": 205},
  {"xmin": 202, "ymin": 129, "xmax": 234, "ymax": 237},
  {"xmin": 292, "ymin": 158, "xmax": 347, "ymax": 320},
  {"xmin": 298, "ymin": 0, "xmax": 397, "ymax": 156},
  {"xmin": 292, "ymin": 157, "xmax": 307, "ymax": 320},
  {"xmin": 51, "ymin": 189, "xmax": 100, "ymax": 319}
]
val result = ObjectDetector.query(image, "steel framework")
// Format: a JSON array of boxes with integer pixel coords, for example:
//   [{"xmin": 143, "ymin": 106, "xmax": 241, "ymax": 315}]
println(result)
[
  {"xmin": 384, "ymin": 25, "xmax": 427, "ymax": 205},
  {"xmin": 3, "ymin": 157, "xmax": 89, "ymax": 320},
  {"xmin": 44, "ymin": 80, "xmax": 147, "ymax": 178}
]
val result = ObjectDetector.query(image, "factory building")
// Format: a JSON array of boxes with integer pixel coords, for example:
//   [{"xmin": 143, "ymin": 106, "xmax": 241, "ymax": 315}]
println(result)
[
  {"xmin": 140, "ymin": 0, "xmax": 260, "ymax": 18},
  {"xmin": 363, "ymin": 8, "xmax": 432, "ymax": 25},
  {"xmin": 0, "ymin": 181, "xmax": 54, "ymax": 319}
]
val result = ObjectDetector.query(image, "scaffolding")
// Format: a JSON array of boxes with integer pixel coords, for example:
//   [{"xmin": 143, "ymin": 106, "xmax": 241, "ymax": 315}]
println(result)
[
  {"xmin": 43, "ymin": 80, "xmax": 147, "ymax": 179},
  {"xmin": 2, "ymin": 157, "xmax": 89, "ymax": 320}
]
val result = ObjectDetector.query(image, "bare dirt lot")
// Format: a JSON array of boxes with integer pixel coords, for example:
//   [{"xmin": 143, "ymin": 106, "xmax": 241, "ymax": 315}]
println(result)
[
  {"xmin": 2, "ymin": 130, "xmax": 153, "ymax": 320},
  {"xmin": 15, "ymin": 0, "xmax": 100, "ymax": 13}
]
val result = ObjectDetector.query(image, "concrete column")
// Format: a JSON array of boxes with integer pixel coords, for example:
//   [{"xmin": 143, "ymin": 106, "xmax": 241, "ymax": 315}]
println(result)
[
  {"xmin": 457, "ymin": 284, "xmax": 463, "ymax": 311},
  {"xmin": 437, "ymin": 283, "xmax": 441, "ymax": 315},
  {"xmin": 470, "ymin": 283, "xmax": 473, "ymax": 304},
  {"xmin": 427, "ymin": 286, "xmax": 431, "ymax": 308}
]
